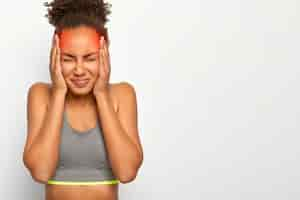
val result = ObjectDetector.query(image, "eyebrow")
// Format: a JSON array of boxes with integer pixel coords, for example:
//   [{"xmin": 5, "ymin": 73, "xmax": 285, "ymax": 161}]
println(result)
[{"xmin": 61, "ymin": 51, "xmax": 98, "ymax": 58}]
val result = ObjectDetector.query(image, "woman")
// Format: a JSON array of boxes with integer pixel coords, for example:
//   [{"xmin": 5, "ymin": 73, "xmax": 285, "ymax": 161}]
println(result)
[{"xmin": 22, "ymin": 0, "xmax": 144, "ymax": 199}]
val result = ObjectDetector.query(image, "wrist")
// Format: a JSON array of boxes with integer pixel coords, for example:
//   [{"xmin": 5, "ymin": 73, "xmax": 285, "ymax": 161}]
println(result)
[
  {"xmin": 93, "ymin": 88, "xmax": 109, "ymax": 97},
  {"xmin": 94, "ymin": 90, "xmax": 110, "ymax": 100},
  {"xmin": 52, "ymin": 87, "xmax": 67, "ymax": 97}
]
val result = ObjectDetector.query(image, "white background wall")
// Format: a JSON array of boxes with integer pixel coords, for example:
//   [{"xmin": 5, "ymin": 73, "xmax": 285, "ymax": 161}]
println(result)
[{"xmin": 1, "ymin": 0, "xmax": 299, "ymax": 199}]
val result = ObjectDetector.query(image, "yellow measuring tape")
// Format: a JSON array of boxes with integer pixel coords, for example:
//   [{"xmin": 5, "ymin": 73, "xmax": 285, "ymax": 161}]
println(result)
[{"xmin": 47, "ymin": 179, "xmax": 120, "ymax": 185}]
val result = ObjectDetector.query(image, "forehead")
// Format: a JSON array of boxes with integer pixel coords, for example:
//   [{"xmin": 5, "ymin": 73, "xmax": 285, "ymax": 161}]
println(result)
[{"xmin": 59, "ymin": 27, "xmax": 100, "ymax": 56}]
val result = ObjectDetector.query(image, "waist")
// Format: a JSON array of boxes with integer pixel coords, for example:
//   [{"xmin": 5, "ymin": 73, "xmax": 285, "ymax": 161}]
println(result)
[{"xmin": 46, "ymin": 183, "xmax": 118, "ymax": 200}]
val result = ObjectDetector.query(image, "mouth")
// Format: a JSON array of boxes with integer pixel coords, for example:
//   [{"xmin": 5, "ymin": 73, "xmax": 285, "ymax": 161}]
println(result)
[{"xmin": 71, "ymin": 79, "xmax": 90, "ymax": 88}]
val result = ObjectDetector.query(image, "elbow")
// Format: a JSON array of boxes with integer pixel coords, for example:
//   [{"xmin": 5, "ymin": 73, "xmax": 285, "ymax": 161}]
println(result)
[
  {"xmin": 31, "ymin": 170, "xmax": 51, "ymax": 184},
  {"xmin": 117, "ymin": 162, "xmax": 143, "ymax": 184},
  {"xmin": 118, "ymin": 170, "xmax": 138, "ymax": 184},
  {"xmin": 23, "ymin": 155, "xmax": 51, "ymax": 184},
  {"xmin": 118, "ymin": 157, "xmax": 143, "ymax": 184},
  {"xmin": 26, "ymin": 164, "xmax": 51, "ymax": 184},
  {"xmin": 118, "ymin": 155, "xmax": 144, "ymax": 184}
]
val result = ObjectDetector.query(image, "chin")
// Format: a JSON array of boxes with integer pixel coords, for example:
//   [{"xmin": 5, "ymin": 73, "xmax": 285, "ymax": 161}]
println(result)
[{"xmin": 70, "ymin": 87, "xmax": 93, "ymax": 96}]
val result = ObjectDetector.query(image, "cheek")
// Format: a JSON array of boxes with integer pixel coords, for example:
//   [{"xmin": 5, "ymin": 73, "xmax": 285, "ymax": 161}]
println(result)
[
  {"xmin": 89, "ymin": 62, "xmax": 99, "ymax": 74},
  {"xmin": 60, "ymin": 63, "xmax": 73, "ymax": 73},
  {"xmin": 60, "ymin": 65, "xmax": 69, "ymax": 76}
]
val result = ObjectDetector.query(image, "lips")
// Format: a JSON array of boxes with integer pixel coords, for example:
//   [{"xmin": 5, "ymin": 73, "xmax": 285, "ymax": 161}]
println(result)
[{"xmin": 71, "ymin": 79, "xmax": 89, "ymax": 87}]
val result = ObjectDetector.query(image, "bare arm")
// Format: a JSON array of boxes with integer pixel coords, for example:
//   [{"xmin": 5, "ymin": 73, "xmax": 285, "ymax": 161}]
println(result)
[
  {"xmin": 94, "ymin": 82, "xmax": 143, "ymax": 183},
  {"xmin": 23, "ymin": 82, "xmax": 66, "ymax": 184}
]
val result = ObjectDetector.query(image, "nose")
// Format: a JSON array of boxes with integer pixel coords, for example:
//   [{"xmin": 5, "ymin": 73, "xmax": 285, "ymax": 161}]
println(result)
[{"xmin": 73, "ymin": 63, "xmax": 86, "ymax": 75}]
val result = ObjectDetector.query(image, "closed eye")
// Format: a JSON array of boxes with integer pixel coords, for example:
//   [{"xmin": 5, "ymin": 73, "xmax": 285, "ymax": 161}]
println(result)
[{"xmin": 62, "ymin": 58, "xmax": 96, "ymax": 62}]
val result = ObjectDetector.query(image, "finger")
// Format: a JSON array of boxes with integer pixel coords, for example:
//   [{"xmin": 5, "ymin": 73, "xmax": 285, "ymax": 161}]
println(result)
[
  {"xmin": 103, "ymin": 49, "xmax": 110, "ymax": 80},
  {"xmin": 50, "ymin": 34, "xmax": 55, "ymax": 58},
  {"xmin": 52, "ymin": 33, "xmax": 55, "ymax": 47},
  {"xmin": 102, "ymin": 39, "xmax": 110, "ymax": 75},
  {"xmin": 100, "ymin": 49, "xmax": 106, "ymax": 77},
  {"xmin": 54, "ymin": 35, "xmax": 59, "ymax": 72},
  {"xmin": 100, "ymin": 38, "xmax": 106, "ymax": 65},
  {"xmin": 98, "ymin": 38, "xmax": 104, "ymax": 76},
  {"xmin": 103, "ymin": 38, "xmax": 110, "ymax": 59},
  {"xmin": 98, "ymin": 36, "xmax": 103, "ymax": 56},
  {"xmin": 51, "ymin": 35, "xmax": 57, "ymax": 72},
  {"xmin": 55, "ymin": 35, "xmax": 61, "ymax": 72},
  {"xmin": 100, "ymin": 36, "xmax": 104, "ymax": 49}
]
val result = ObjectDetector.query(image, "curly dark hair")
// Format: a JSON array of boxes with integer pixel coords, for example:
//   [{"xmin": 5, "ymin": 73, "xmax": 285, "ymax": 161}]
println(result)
[{"xmin": 43, "ymin": 0, "xmax": 112, "ymax": 42}]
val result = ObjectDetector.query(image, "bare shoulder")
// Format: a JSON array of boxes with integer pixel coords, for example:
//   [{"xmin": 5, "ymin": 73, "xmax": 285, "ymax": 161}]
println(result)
[
  {"xmin": 111, "ymin": 81, "xmax": 136, "ymax": 94},
  {"xmin": 27, "ymin": 81, "xmax": 51, "ymax": 108},
  {"xmin": 110, "ymin": 81, "xmax": 136, "ymax": 100},
  {"xmin": 110, "ymin": 81, "xmax": 137, "ymax": 111}
]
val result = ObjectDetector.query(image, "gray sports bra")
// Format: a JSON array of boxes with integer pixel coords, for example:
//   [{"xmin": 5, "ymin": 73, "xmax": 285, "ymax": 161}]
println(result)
[{"xmin": 47, "ymin": 107, "xmax": 119, "ymax": 185}]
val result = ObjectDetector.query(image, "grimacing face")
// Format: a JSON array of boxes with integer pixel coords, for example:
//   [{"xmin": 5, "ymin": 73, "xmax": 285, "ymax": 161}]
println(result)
[{"xmin": 58, "ymin": 26, "xmax": 102, "ymax": 95}]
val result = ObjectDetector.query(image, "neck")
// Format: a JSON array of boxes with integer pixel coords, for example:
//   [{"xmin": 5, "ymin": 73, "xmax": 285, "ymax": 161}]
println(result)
[{"xmin": 65, "ymin": 91, "xmax": 96, "ymax": 108}]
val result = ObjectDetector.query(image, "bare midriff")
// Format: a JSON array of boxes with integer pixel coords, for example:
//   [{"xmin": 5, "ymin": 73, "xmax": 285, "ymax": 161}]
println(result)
[{"xmin": 45, "ymin": 184, "xmax": 119, "ymax": 200}]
